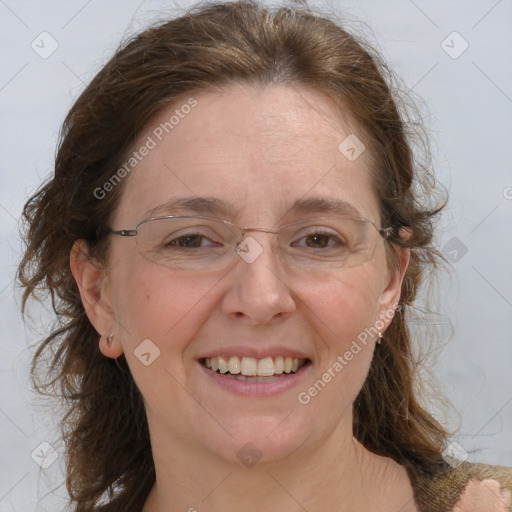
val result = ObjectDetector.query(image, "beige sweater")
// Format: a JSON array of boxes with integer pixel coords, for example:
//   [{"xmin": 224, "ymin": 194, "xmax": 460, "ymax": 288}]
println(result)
[{"xmin": 408, "ymin": 462, "xmax": 512, "ymax": 511}]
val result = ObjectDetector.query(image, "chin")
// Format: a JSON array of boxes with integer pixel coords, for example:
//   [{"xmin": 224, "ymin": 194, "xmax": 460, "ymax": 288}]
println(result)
[{"xmin": 202, "ymin": 413, "xmax": 314, "ymax": 467}]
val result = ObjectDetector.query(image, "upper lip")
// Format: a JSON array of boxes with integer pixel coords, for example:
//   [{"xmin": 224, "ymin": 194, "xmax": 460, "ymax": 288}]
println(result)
[{"xmin": 197, "ymin": 346, "xmax": 311, "ymax": 360}]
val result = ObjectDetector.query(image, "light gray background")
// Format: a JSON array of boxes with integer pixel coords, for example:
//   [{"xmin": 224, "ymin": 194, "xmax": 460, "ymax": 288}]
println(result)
[{"xmin": 1, "ymin": 0, "xmax": 511, "ymax": 510}]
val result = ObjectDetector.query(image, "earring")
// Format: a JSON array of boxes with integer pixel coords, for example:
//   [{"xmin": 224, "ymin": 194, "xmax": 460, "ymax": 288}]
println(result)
[
  {"xmin": 377, "ymin": 331, "xmax": 383, "ymax": 345},
  {"xmin": 106, "ymin": 334, "xmax": 114, "ymax": 347}
]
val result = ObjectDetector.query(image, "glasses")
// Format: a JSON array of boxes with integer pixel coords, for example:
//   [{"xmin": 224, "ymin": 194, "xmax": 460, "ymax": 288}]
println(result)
[{"xmin": 109, "ymin": 215, "xmax": 392, "ymax": 272}]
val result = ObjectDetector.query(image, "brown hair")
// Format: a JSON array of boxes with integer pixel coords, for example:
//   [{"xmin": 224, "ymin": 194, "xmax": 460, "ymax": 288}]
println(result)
[{"xmin": 18, "ymin": 1, "xmax": 449, "ymax": 510}]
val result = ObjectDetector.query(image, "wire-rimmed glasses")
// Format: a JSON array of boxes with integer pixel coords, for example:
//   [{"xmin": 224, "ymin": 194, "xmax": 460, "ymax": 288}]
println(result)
[{"xmin": 109, "ymin": 214, "xmax": 392, "ymax": 272}]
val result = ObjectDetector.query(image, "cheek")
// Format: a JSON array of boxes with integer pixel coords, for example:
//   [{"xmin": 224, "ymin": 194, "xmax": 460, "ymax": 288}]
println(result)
[
  {"xmin": 299, "ymin": 268, "xmax": 383, "ymax": 407},
  {"xmin": 108, "ymin": 252, "xmax": 223, "ymax": 358},
  {"xmin": 306, "ymin": 265, "xmax": 384, "ymax": 345}
]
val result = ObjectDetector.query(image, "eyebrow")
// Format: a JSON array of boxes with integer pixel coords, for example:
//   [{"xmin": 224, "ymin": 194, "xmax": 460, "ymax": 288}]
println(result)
[
  {"xmin": 143, "ymin": 196, "xmax": 364, "ymax": 221},
  {"xmin": 287, "ymin": 197, "xmax": 363, "ymax": 219},
  {"xmin": 144, "ymin": 197, "xmax": 236, "ymax": 219}
]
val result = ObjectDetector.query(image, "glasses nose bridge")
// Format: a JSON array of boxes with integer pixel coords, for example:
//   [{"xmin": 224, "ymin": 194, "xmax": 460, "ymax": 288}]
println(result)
[
  {"xmin": 231, "ymin": 225, "xmax": 283, "ymax": 261},
  {"xmin": 243, "ymin": 226, "xmax": 279, "ymax": 235},
  {"xmin": 239, "ymin": 225, "xmax": 281, "ymax": 245}
]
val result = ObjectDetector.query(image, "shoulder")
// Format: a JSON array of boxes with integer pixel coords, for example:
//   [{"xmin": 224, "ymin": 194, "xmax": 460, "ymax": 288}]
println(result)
[{"xmin": 409, "ymin": 461, "xmax": 512, "ymax": 512}]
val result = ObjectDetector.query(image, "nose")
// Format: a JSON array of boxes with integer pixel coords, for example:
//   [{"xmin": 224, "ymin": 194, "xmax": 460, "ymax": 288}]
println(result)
[{"xmin": 220, "ymin": 233, "xmax": 296, "ymax": 326}]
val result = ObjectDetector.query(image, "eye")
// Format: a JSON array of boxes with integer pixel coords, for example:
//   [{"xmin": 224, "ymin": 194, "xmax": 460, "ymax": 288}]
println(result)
[
  {"xmin": 162, "ymin": 230, "xmax": 221, "ymax": 250},
  {"xmin": 306, "ymin": 233, "xmax": 334, "ymax": 248},
  {"xmin": 292, "ymin": 228, "xmax": 346, "ymax": 249},
  {"xmin": 167, "ymin": 234, "xmax": 210, "ymax": 249}
]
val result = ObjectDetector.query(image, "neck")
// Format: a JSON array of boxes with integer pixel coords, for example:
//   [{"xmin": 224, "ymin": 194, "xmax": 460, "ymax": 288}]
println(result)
[{"xmin": 142, "ymin": 415, "xmax": 417, "ymax": 512}]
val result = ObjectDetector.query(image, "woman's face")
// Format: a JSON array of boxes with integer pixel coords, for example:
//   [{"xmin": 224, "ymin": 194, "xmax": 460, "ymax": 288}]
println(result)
[{"xmin": 91, "ymin": 83, "xmax": 406, "ymax": 465}]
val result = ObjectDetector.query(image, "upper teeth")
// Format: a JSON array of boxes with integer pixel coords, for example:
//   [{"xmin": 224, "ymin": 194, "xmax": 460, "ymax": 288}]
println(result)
[{"xmin": 203, "ymin": 356, "xmax": 305, "ymax": 376}]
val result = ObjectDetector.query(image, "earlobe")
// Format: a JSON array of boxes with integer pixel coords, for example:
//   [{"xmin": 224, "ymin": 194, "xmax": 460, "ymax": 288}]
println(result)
[
  {"xmin": 70, "ymin": 240, "xmax": 119, "ymax": 355},
  {"xmin": 98, "ymin": 333, "xmax": 124, "ymax": 359}
]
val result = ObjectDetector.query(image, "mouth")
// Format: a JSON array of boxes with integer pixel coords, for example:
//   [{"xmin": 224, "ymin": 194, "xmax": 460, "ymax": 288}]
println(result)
[
  {"xmin": 197, "ymin": 350, "xmax": 312, "ymax": 397},
  {"xmin": 199, "ymin": 355, "xmax": 310, "ymax": 382}
]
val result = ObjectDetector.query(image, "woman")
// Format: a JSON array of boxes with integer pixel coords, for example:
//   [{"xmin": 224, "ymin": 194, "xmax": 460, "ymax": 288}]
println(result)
[{"xmin": 18, "ymin": 1, "xmax": 512, "ymax": 511}]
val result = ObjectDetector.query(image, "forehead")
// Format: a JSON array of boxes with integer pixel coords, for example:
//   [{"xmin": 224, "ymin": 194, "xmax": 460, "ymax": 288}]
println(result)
[{"xmin": 112, "ymin": 83, "xmax": 380, "ymax": 227}]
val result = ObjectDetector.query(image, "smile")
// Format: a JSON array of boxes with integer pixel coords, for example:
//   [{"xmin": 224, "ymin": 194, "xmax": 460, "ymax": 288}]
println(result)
[{"xmin": 201, "ymin": 356, "xmax": 307, "ymax": 377}]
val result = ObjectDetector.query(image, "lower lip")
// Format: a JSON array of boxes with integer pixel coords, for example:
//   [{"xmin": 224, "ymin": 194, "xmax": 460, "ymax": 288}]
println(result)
[{"xmin": 198, "ymin": 361, "xmax": 311, "ymax": 397}]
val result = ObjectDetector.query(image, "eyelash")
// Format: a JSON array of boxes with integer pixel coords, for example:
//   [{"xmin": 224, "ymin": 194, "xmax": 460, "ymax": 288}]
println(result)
[{"xmin": 164, "ymin": 228, "xmax": 345, "ymax": 250}]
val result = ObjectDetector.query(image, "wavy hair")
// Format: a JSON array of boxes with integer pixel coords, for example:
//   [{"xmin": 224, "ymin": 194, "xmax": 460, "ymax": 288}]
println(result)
[{"xmin": 18, "ymin": 1, "xmax": 449, "ymax": 510}]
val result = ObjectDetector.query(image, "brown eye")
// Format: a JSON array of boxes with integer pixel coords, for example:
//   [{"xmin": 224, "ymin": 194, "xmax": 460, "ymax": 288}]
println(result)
[
  {"xmin": 305, "ymin": 233, "xmax": 332, "ymax": 248},
  {"xmin": 292, "ymin": 228, "xmax": 346, "ymax": 250},
  {"xmin": 169, "ymin": 234, "xmax": 206, "ymax": 249}
]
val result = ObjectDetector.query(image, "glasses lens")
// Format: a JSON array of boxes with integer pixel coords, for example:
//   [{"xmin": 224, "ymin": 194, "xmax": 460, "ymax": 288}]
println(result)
[
  {"xmin": 136, "ymin": 217, "xmax": 237, "ymax": 270},
  {"xmin": 279, "ymin": 217, "xmax": 379, "ymax": 270},
  {"xmin": 133, "ymin": 216, "xmax": 382, "ymax": 271}
]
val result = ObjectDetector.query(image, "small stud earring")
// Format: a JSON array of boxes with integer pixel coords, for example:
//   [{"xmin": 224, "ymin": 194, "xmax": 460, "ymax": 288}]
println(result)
[
  {"xmin": 377, "ymin": 331, "xmax": 383, "ymax": 345},
  {"xmin": 106, "ymin": 334, "xmax": 114, "ymax": 347}
]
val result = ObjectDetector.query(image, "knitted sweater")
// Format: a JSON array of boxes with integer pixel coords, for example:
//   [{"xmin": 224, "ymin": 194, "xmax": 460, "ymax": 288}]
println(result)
[{"xmin": 408, "ymin": 461, "xmax": 512, "ymax": 511}]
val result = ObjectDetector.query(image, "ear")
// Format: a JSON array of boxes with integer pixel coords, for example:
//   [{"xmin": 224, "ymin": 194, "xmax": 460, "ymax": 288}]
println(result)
[
  {"xmin": 376, "ymin": 230, "xmax": 411, "ymax": 329},
  {"xmin": 70, "ymin": 240, "xmax": 123, "ymax": 358}
]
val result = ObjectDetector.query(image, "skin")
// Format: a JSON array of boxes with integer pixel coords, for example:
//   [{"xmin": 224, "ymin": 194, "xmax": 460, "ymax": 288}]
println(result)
[{"xmin": 71, "ymin": 83, "xmax": 417, "ymax": 511}]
